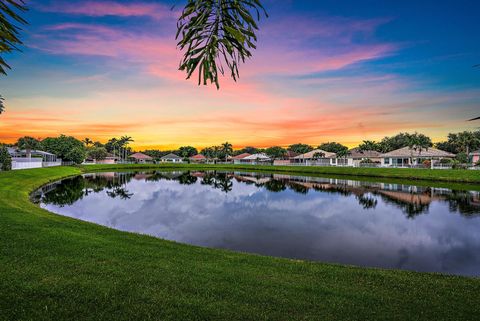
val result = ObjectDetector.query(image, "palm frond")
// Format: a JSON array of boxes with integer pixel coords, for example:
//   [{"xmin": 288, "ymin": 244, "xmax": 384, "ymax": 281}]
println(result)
[
  {"xmin": 0, "ymin": 0, "xmax": 28, "ymax": 75},
  {"xmin": 468, "ymin": 117, "xmax": 480, "ymax": 121},
  {"xmin": 0, "ymin": 94, "xmax": 4, "ymax": 114},
  {"xmin": 176, "ymin": 0, "xmax": 267, "ymax": 89}
]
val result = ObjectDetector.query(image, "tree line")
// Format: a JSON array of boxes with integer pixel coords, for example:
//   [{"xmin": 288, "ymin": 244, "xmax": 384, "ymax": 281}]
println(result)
[{"xmin": 1, "ymin": 129, "xmax": 480, "ymax": 170}]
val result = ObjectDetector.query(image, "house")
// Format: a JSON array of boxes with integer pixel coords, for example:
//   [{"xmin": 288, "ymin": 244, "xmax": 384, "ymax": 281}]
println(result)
[
  {"xmin": 232, "ymin": 153, "xmax": 252, "ymax": 164},
  {"xmin": 273, "ymin": 150, "xmax": 299, "ymax": 166},
  {"xmin": 380, "ymin": 147, "xmax": 455, "ymax": 167},
  {"xmin": 293, "ymin": 149, "xmax": 337, "ymax": 166},
  {"xmin": 190, "ymin": 154, "xmax": 207, "ymax": 163},
  {"xmin": 129, "ymin": 152, "xmax": 154, "ymax": 164},
  {"xmin": 96, "ymin": 153, "xmax": 118, "ymax": 164},
  {"xmin": 240, "ymin": 153, "xmax": 272, "ymax": 165},
  {"xmin": 8, "ymin": 147, "xmax": 61, "ymax": 170},
  {"xmin": 346, "ymin": 149, "xmax": 382, "ymax": 167},
  {"xmin": 470, "ymin": 150, "xmax": 480, "ymax": 165},
  {"xmin": 160, "ymin": 153, "xmax": 183, "ymax": 163}
]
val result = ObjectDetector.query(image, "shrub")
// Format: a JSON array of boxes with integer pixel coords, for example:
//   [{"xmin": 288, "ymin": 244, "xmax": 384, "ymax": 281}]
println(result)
[
  {"xmin": 0, "ymin": 145, "xmax": 12, "ymax": 171},
  {"xmin": 455, "ymin": 152, "xmax": 468, "ymax": 164}
]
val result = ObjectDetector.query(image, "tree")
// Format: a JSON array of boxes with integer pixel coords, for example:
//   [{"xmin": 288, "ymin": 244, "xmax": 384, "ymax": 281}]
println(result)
[
  {"xmin": 358, "ymin": 140, "xmax": 382, "ymax": 152},
  {"xmin": 176, "ymin": 0, "xmax": 267, "ymax": 89},
  {"xmin": 178, "ymin": 146, "xmax": 198, "ymax": 158},
  {"xmin": 16, "ymin": 136, "xmax": 41, "ymax": 159},
  {"xmin": 235, "ymin": 146, "xmax": 259, "ymax": 155},
  {"xmin": 1, "ymin": 0, "xmax": 28, "ymax": 114},
  {"xmin": 87, "ymin": 147, "xmax": 108, "ymax": 161},
  {"xmin": 456, "ymin": 131, "xmax": 479, "ymax": 156},
  {"xmin": 406, "ymin": 132, "xmax": 432, "ymax": 164},
  {"xmin": 41, "ymin": 135, "xmax": 86, "ymax": 164},
  {"xmin": 437, "ymin": 131, "xmax": 480, "ymax": 156},
  {"xmin": 200, "ymin": 147, "xmax": 215, "ymax": 160},
  {"xmin": 288, "ymin": 143, "xmax": 313, "ymax": 154},
  {"xmin": 318, "ymin": 142, "xmax": 348, "ymax": 154},
  {"xmin": 265, "ymin": 146, "xmax": 286, "ymax": 160},
  {"xmin": 377, "ymin": 132, "xmax": 432, "ymax": 153},
  {"xmin": 82, "ymin": 138, "xmax": 93, "ymax": 147},
  {"xmin": 221, "ymin": 142, "xmax": 233, "ymax": 161},
  {"xmin": 118, "ymin": 136, "xmax": 134, "ymax": 148},
  {"xmin": 312, "ymin": 152, "xmax": 325, "ymax": 160},
  {"xmin": 0, "ymin": 144, "xmax": 12, "ymax": 171}
]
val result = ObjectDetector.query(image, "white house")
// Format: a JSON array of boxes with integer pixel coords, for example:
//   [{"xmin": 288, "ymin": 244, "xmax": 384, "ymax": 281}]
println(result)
[
  {"xmin": 293, "ymin": 149, "xmax": 337, "ymax": 166},
  {"xmin": 160, "ymin": 153, "xmax": 183, "ymax": 163},
  {"xmin": 236, "ymin": 153, "xmax": 271, "ymax": 165},
  {"xmin": 8, "ymin": 147, "xmax": 61, "ymax": 170}
]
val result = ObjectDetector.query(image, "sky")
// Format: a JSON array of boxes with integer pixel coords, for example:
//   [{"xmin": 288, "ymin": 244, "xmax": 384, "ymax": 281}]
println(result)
[{"xmin": 0, "ymin": 0, "xmax": 479, "ymax": 150}]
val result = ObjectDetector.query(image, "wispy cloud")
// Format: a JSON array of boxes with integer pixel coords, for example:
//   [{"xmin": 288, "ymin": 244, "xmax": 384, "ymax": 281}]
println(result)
[{"xmin": 36, "ymin": 1, "xmax": 176, "ymax": 20}]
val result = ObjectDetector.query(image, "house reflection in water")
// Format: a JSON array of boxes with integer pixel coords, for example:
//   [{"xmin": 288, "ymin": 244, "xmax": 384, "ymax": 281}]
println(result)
[{"xmin": 35, "ymin": 170, "xmax": 480, "ymax": 218}]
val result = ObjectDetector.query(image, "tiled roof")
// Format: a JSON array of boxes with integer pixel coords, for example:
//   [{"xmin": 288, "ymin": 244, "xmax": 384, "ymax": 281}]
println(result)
[
  {"xmin": 348, "ymin": 148, "xmax": 382, "ymax": 158},
  {"xmin": 232, "ymin": 153, "xmax": 251, "ymax": 159},
  {"xmin": 381, "ymin": 147, "xmax": 455, "ymax": 158},
  {"xmin": 161, "ymin": 153, "xmax": 181, "ymax": 159},
  {"xmin": 243, "ymin": 153, "xmax": 271, "ymax": 160},
  {"xmin": 190, "ymin": 154, "xmax": 206, "ymax": 159},
  {"xmin": 294, "ymin": 149, "xmax": 336, "ymax": 159},
  {"xmin": 130, "ymin": 152, "xmax": 153, "ymax": 160}
]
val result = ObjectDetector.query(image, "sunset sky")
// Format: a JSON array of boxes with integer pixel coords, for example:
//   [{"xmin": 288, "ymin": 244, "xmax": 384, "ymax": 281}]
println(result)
[{"xmin": 0, "ymin": 0, "xmax": 479, "ymax": 150}]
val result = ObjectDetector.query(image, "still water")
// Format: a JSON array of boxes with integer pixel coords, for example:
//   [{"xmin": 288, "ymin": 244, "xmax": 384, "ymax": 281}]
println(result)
[{"xmin": 34, "ymin": 171, "xmax": 480, "ymax": 276}]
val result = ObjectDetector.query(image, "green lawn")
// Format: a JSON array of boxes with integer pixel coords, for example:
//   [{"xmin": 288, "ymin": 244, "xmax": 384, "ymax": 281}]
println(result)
[
  {"xmin": 1, "ymin": 165, "xmax": 480, "ymax": 321},
  {"xmin": 81, "ymin": 163, "xmax": 480, "ymax": 183}
]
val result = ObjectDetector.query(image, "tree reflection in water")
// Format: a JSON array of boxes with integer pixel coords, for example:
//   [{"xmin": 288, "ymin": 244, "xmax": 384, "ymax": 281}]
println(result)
[{"xmin": 38, "ymin": 171, "xmax": 480, "ymax": 217}]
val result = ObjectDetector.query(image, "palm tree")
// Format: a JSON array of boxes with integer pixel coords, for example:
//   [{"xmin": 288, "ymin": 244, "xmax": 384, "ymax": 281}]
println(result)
[
  {"xmin": 82, "ymin": 138, "xmax": 93, "ymax": 147},
  {"xmin": 456, "ymin": 131, "xmax": 479, "ymax": 157},
  {"xmin": 16, "ymin": 136, "xmax": 41, "ymax": 159},
  {"xmin": 176, "ymin": 0, "xmax": 267, "ymax": 89},
  {"xmin": 1, "ymin": 0, "xmax": 27, "ymax": 75},
  {"xmin": 1, "ymin": 0, "xmax": 28, "ymax": 115},
  {"xmin": 407, "ymin": 133, "xmax": 432, "ymax": 165},
  {"xmin": 221, "ymin": 142, "xmax": 233, "ymax": 162}
]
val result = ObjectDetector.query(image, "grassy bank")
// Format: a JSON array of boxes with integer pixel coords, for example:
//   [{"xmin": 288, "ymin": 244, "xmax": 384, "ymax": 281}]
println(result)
[{"xmin": 1, "ymin": 166, "xmax": 480, "ymax": 320}]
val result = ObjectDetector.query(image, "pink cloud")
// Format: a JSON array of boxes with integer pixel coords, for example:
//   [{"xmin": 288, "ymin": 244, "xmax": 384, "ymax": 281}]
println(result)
[{"xmin": 37, "ymin": 1, "xmax": 176, "ymax": 20}]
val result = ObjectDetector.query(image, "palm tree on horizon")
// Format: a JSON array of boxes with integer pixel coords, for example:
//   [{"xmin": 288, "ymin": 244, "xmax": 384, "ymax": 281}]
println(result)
[{"xmin": 221, "ymin": 142, "xmax": 233, "ymax": 162}]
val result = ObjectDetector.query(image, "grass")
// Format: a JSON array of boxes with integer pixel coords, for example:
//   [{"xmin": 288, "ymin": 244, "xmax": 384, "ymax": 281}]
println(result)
[
  {"xmin": 82, "ymin": 163, "xmax": 480, "ymax": 183},
  {"xmin": 1, "ymin": 165, "xmax": 479, "ymax": 321}
]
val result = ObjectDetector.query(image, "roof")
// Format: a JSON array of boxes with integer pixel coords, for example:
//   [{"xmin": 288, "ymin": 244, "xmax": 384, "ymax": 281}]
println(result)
[
  {"xmin": 129, "ymin": 152, "xmax": 153, "ymax": 160},
  {"xmin": 190, "ymin": 154, "xmax": 206, "ymax": 159},
  {"xmin": 285, "ymin": 150, "xmax": 299, "ymax": 158},
  {"xmin": 161, "ymin": 153, "xmax": 181, "ymax": 159},
  {"xmin": 470, "ymin": 150, "xmax": 480, "ymax": 155},
  {"xmin": 294, "ymin": 149, "xmax": 336, "ymax": 159},
  {"xmin": 8, "ymin": 148, "xmax": 56, "ymax": 157},
  {"xmin": 381, "ymin": 147, "xmax": 455, "ymax": 158},
  {"xmin": 232, "ymin": 153, "xmax": 251, "ymax": 160},
  {"xmin": 348, "ymin": 148, "xmax": 382, "ymax": 158},
  {"xmin": 243, "ymin": 153, "xmax": 271, "ymax": 160}
]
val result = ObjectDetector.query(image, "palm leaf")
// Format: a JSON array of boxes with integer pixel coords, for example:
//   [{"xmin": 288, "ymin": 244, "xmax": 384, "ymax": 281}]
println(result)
[
  {"xmin": 176, "ymin": 0, "xmax": 267, "ymax": 89},
  {"xmin": 0, "ymin": 94, "xmax": 4, "ymax": 114},
  {"xmin": 0, "ymin": 0, "xmax": 28, "ymax": 75}
]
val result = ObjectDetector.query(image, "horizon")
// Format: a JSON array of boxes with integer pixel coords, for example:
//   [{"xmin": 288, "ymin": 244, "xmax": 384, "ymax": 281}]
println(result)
[{"xmin": 1, "ymin": 0, "xmax": 479, "ymax": 150}]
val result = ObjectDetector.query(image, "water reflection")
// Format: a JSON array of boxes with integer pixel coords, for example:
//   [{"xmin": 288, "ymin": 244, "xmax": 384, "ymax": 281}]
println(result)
[{"xmin": 35, "ymin": 171, "xmax": 480, "ymax": 276}]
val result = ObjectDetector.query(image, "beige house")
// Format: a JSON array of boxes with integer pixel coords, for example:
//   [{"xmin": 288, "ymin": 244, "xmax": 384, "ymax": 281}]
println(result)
[
  {"xmin": 129, "ymin": 152, "xmax": 154, "ymax": 164},
  {"xmin": 346, "ymin": 149, "xmax": 382, "ymax": 167},
  {"xmin": 293, "ymin": 149, "xmax": 337, "ymax": 166},
  {"xmin": 380, "ymin": 147, "xmax": 455, "ymax": 167}
]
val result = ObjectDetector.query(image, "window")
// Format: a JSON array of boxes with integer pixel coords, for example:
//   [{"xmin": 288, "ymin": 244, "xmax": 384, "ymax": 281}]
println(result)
[{"xmin": 384, "ymin": 158, "xmax": 390, "ymax": 164}]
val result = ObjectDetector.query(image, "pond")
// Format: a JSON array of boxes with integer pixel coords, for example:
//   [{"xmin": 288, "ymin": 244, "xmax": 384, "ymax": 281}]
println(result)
[{"xmin": 34, "ymin": 170, "xmax": 480, "ymax": 276}]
